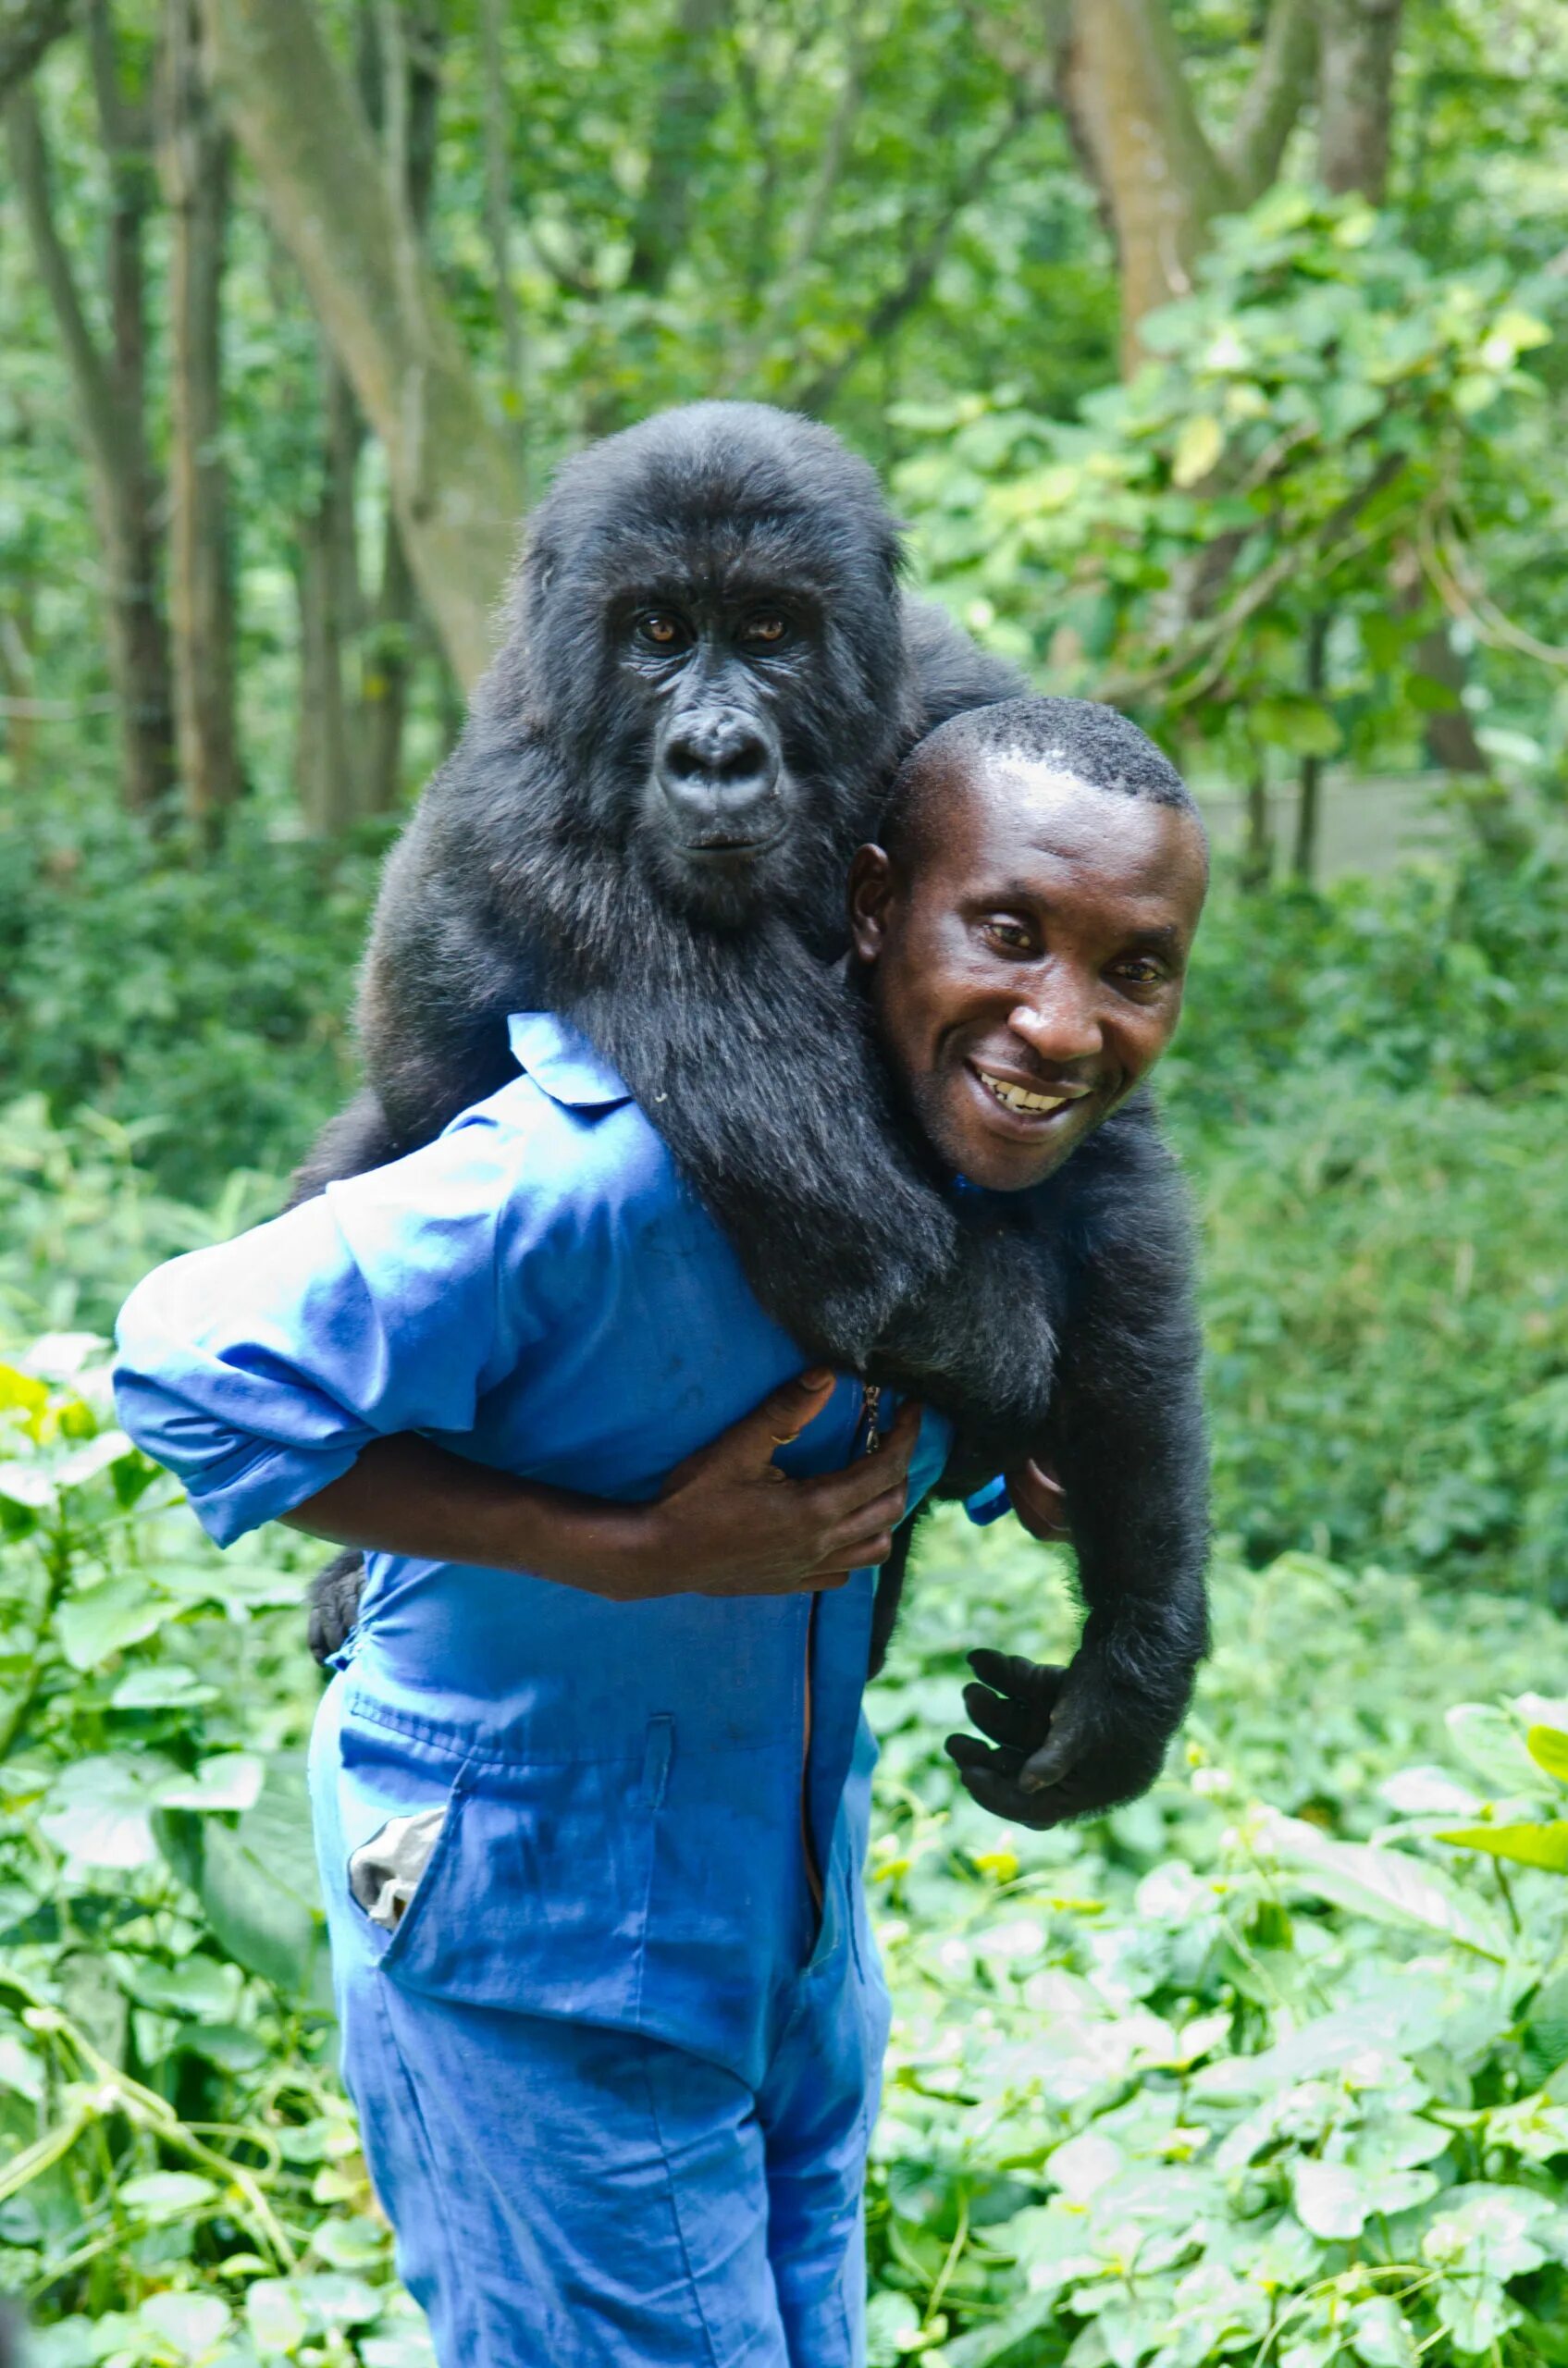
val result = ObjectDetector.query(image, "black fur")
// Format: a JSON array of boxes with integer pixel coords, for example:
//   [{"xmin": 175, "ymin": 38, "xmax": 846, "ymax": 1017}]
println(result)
[{"xmin": 297, "ymin": 404, "xmax": 1208, "ymax": 1797}]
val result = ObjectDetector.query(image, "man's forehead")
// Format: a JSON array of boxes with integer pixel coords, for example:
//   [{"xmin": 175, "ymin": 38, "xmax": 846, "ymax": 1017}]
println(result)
[{"xmin": 940, "ymin": 755, "xmax": 1204, "ymax": 891}]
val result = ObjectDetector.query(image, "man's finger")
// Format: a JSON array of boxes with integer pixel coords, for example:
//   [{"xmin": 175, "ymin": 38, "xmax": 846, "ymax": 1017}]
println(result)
[
  {"xmin": 798, "ymin": 1443, "xmax": 916, "ymax": 1525},
  {"xmin": 750, "ymin": 1368, "xmax": 837, "ymax": 1451},
  {"xmin": 826, "ymin": 1481, "xmax": 908, "ymax": 1548}
]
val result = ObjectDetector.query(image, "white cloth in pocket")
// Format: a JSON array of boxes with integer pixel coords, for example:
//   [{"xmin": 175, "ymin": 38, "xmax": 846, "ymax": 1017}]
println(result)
[{"xmin": 349, "ymin": 1806, "xmax": 448, "ymax": 1931}]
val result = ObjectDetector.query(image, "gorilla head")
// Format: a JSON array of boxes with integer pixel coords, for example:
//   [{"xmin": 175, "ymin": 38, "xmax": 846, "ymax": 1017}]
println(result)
[{"xmin": 496, "ymin": 403, "xmax": 912, "ymax": 940}]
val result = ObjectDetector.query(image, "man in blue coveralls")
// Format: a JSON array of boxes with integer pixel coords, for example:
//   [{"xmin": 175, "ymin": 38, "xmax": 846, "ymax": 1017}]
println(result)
[{"xmin": 114, "ymin": 697, "xmax": 1210, "ymax": 2367}]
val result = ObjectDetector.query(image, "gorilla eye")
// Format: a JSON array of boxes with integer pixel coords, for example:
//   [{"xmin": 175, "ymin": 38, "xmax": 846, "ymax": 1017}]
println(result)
[
  {"xmin": 740, "ymin": 612, "xmax": 790, "ymax": 648},
  {"xmin": 636, "ymin": 612, "xmax": 687, "ymax": 650}
]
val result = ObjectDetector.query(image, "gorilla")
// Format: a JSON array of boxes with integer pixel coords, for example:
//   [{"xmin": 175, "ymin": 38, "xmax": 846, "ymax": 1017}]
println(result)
[{"xmin": 300, "ymin": 402, "xmax": 1207, "ymax": 1821}]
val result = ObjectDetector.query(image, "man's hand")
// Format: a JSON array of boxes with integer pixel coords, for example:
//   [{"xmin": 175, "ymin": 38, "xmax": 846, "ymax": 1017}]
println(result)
[
  {"xmin": 1005, "ymin": 1458, "xmax": 1071, "ymax": 1543},
  {"xmin": 633, "ymin": 1372, "xmax": 920, "ymax": 1601},
  {"xmin": 286, "ymin": 1375, "xmax": 917, "ymax": 1610},
  {"xmin": 945, "ymin": 1645, "xmax": 1171, "ymax": 1829}
]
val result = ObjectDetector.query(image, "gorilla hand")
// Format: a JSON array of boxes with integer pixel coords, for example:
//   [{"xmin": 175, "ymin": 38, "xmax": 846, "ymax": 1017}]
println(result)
[{"xmin": 944, "ymin": 1643, "xmax": 1179, "ymax": 1830}]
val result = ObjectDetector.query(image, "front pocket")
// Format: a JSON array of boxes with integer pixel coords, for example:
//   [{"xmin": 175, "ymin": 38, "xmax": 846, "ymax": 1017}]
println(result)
[{"xmin": 357, "ymin": 1720, "xmax": 670, "ymax": 2028}]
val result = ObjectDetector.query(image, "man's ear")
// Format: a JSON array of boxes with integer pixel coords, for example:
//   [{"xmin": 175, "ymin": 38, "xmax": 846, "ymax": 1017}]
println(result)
[{"xmin": 847, "ymin": 844, "xmax": 895, "ymax": 968}]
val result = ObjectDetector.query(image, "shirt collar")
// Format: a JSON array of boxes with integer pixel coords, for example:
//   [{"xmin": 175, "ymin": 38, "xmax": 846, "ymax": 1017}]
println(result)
[{"xmin": 507, "ymin": 1013, "xmax": 633, "ymax": 1111}]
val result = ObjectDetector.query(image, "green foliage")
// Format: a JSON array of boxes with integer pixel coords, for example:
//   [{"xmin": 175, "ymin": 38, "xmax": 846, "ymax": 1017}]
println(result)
[
  {"xmin": 1154, "ymin": 837, "xmax": 1568, "ymax": 1593},
  {"xmin": 864, "ymin": 1514, "xmax": 1568, "ymax": 2368},
  {"xmin": 0, "ymin": 811, "xmax": 377, "ymax": 1203},
  {"xmin": 893, "ymin": 188, "xmax": 1564, "ymax": 775},
  {"xmin": 8, "ymin": 1374, "xmax": 1568, "ymax": 2365}
]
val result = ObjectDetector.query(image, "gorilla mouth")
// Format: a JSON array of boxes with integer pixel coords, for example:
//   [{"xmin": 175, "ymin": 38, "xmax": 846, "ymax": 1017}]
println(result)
[{"xmin": 679, "ymin": 828, "xmax": 787, "ymax": 859}]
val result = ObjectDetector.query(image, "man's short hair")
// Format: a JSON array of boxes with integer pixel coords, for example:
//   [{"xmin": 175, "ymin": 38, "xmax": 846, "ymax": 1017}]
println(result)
[{"xmin": 883, "ymin": 695, "xmax": 1203, "ymax": 874}]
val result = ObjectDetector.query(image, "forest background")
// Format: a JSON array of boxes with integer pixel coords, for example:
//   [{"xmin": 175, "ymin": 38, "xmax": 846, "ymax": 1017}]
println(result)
[{"xmin": 4, "ymin": 3, "xmax": 1568, "ymax": 2364}]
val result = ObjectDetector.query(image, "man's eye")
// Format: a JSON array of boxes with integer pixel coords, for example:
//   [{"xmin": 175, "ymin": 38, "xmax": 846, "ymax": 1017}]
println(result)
[
  {"xmin": 636, "ymin": 613, "xmax": 687, "ymax": 649},
  {"xmin": 1113, "ymin": 957, "xmax": 1166, "ymax": 987},
  {"xmin": 739, "ymin": 613, "xmax": 789, "ymax": 648},
  {"xmin": 982, "ymin": 919, "xmax": 1033, "ymax": 955}
]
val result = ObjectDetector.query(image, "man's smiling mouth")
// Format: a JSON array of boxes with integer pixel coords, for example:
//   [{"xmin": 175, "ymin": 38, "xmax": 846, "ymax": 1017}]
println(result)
[{"xmin": 972, "ymin": 1066, "xmax": 1086, "ymax": 1118}]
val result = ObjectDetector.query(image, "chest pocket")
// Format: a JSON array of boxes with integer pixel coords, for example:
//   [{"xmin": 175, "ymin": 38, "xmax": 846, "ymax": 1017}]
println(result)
[{"xmin": 336, "ymin": 1691, "xmax": 673, "ymax": 2033}]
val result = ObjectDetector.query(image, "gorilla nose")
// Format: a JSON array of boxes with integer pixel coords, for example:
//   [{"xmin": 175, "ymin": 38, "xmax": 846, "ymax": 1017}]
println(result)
[{"xmin": 657, "ymin": 709, "xmax": 782, "ymax": 845}]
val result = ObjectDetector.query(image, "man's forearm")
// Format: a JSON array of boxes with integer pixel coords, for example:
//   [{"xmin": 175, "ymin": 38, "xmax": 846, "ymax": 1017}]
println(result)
[{"xmin": 282, "ymin": 1436, "xmax": 651, "ymax": 1596}]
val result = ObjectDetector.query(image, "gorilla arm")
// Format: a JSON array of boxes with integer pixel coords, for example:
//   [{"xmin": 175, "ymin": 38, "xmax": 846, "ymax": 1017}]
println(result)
[{"xmin": 945, "ymin": 1098, "xmax": 1210, "ymax": 1828}]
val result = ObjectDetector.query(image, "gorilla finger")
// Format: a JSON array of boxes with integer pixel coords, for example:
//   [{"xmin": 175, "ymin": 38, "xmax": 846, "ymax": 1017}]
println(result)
[
  {"xmin": 956, "ymin": 1766, "xmax": 1038, "ymax": 1824},
  {"xmin": 1019, "ymin": 1694, "xmax": 1098, "ymax": 1794},
  {"xmin": 967, "ymin": 1649, "xmax": 1069, "ymax": 1708},
  {"xmin": 960, "ymin": 1680, "xmax": 1043, "ymax": 1752},
  {"xmin": 944, "ymin": 1733, "xmax": 1025, "ymax": 1781}
]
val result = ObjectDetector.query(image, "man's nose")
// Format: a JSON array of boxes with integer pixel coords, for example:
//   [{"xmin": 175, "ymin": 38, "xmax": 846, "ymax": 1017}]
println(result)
[{"xmin": 1008, "ymin": 978, "xmax": 1104, "ymax": 1065}]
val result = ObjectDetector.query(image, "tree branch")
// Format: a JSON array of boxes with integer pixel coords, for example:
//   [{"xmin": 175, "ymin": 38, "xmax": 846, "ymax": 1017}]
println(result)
[
  {"xmin": 4, "ymin": 84, "xmax": 125, "ymax": 483},
  {"xmin": 0, "ymin": 0, "xmax": 72, "ymax": 106},
  {"xmin": 1223, "ymin": 0, "xmax": 1318, "ymax": 203},
  {"xmin": 624, "ymin": 0, "xmax": 736, "ymax": 295},
  {"xmin": 1319, "ymin": 0, "xmax": 1404, "ymax": 202},
  {"xmin": 788, "ymin": 95, "xmax": 1036, "ymax": 417}
]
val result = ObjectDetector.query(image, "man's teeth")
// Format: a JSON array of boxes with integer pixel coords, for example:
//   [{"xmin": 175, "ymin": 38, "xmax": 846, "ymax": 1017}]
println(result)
[{"xmin": 978, "ymin": 1070, "xmax": 1068, "ymax": 1116}]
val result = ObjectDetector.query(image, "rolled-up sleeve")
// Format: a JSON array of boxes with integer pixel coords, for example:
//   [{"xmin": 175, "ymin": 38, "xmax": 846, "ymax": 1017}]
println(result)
[{"xmin": 114, "ymin": 1116, "xmax": 540, "ymax": 1547}]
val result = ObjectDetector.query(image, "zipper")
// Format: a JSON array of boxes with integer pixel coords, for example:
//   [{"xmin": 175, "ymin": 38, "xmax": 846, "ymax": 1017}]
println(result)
[{"xmin": 798, "ymin": 1381, "xmax": 884, "ymax": 1923}]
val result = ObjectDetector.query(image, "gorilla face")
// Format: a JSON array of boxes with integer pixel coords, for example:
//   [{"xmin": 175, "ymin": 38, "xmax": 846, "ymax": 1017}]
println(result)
[{"xmin": 514, "ymin": 403, "xmax": 910, "ymax": 935}]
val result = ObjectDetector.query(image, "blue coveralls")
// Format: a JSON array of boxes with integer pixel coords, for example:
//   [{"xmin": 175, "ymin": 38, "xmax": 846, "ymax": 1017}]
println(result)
[{"xmin": 114, "ymin": 1013, "xmax": 957, "ymax": 2367}]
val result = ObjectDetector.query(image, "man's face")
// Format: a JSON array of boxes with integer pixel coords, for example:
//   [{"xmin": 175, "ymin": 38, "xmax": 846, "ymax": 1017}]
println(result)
[{"xmin": 849, "ymin": 756, "xmax": 1209, "ymax": 1192}]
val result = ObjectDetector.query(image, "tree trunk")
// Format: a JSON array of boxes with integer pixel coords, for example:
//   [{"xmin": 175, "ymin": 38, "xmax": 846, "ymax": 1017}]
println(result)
[
  {"xmin": 1293, "ymin": 610, "xmax": 1329, "ymax": 882},
  {"xmin": 1241, "ymin": 762, "xmax": 1273, "ymax": 892},
  {"xmin": 358, "ymin": 0, "xmax": 441, "ymax": 811},
  {"xmin": 294, "ymin": 353, "xmax": 363, "ymax": 834},
  {"xmin": 625, "ymin": 0, "xmax": 735, "ymax": 294},
  {"xmin": 1056, "ymin": 0, "xmax": 1232, "ymax": 371},
  {"xmin": 1052, "ymin": 0, "xmax": 1319, "ymax": 369},
  {"xmin": 198, "ymin": 0, "xmax": 522, "ymax": 689},
  {"xmin": 1318, "ymin": 0, "xmax": 1403, "ymax": 202},
  {"xmin": 5, "ymin": 79, "xmax": 176, "ymax": 815},
  {"xmin": 159, "ymin": 0, "xmax": 241, "ymax": 830},
  {"xmin": 477, "ymin": 0, "xmax": 525, "ymax": 463},
  {"xmin": 0, "ymin": 0, "xmax": 73, "ymax": 105}
]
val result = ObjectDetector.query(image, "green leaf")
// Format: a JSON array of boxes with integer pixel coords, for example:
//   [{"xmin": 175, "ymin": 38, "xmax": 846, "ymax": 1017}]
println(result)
[
  {"xmin": 186, "ymin": 1817, "xmax": 319, "ymax": 1993},
  {"xmin": 56, "ymin": 1575, "xmax": 174, "ymax": 1671},
  {"xmin": 1171, "ymin": 413, "xmax": 1224, "ymax": 488},
  {"xmin": 136, "ymin": 2291, "xmax": 233, "ymax": 2360},
  {"xmin": 38, "ymin": 1753, "xmax": 171, "ymax": 1868},
  {"xmin": 1348, "ymin": 2299, "xmax": 1417, "ymax": 2368},
  {"xmin": 1438, "ymin": 1821, "xmax": 1568, "ymax": 1873},
  {"xmin": 1525, "ymin": 1725, "xmax": 1568, "ymax": 1786},
  {"xmin": 155, "ymin": 1753, "xmax": 265, "ymax": 1815},
  {"xmin": 244, "ymin": 2280, "xmax": 308, "ymax": 2355},
  {"xmin": 111, "ymin": 1663, "xmax": 221, "ymax": 1711},
  {"xmin": 118, "ymin": 2170, "xmax": 220, "ymax": 2220},
  {"xmin": 1252, "ymin": 1809, "xmax": 1510, "ymax": 1960}
]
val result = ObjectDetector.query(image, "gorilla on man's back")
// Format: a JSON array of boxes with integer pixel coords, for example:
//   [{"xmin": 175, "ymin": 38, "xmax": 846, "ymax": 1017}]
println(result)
[
  {"xmin": 299, "ymin": 406, "xmax": 1209, "ymax": 1809},
  {"xmin": 297, "ymin": 401, "xmax": 1038, "ymax": 1389}
]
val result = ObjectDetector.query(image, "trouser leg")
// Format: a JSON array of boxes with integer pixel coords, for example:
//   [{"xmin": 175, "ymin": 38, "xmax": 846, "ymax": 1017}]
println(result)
[
  {"xmin": 759, "ymin": 1944, "xmax": 891, "ymax": 2368},
  {"xmin": 337, "ymin": 1967, "xmax": 792, "ymax": 2367}
]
